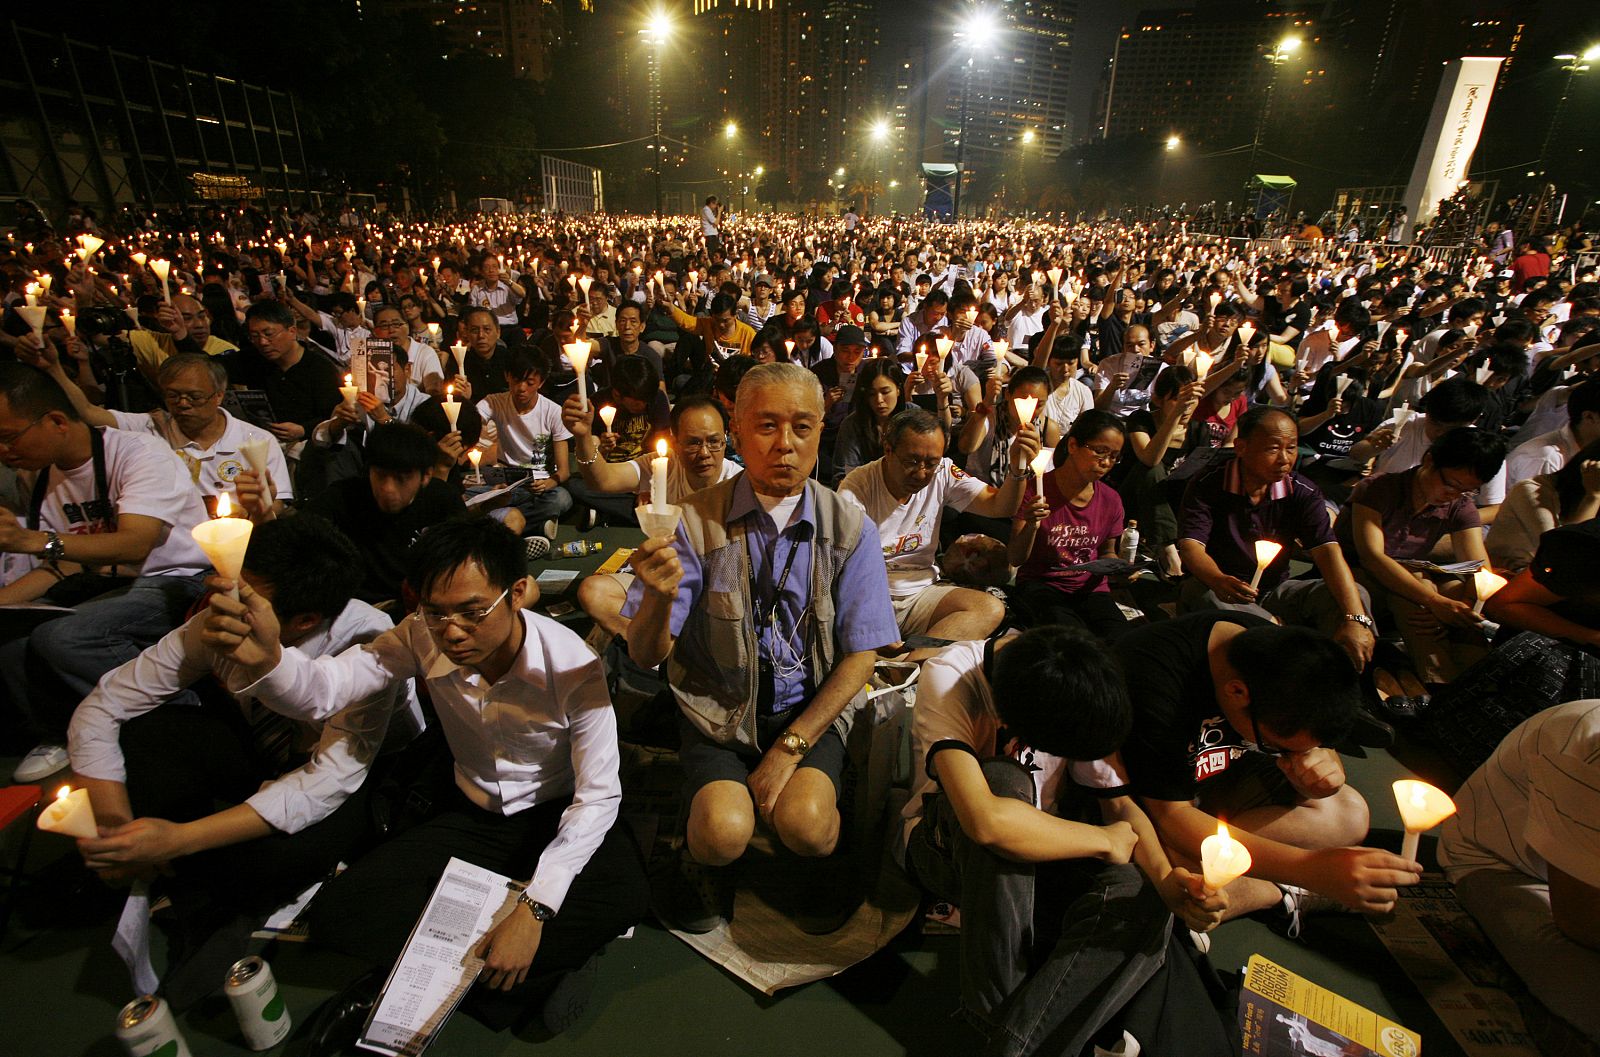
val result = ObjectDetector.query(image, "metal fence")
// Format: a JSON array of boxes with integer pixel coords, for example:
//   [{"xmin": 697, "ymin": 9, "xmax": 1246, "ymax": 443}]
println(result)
[{"xmin": 0, "ymin": 21, "xmax": 311, "ymax": 217}]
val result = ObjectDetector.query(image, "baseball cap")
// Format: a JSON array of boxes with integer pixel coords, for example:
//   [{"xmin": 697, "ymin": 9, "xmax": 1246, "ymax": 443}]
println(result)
[{"xmin": 835, "ymin": 324, "xmax": 868, "ymax": 347}]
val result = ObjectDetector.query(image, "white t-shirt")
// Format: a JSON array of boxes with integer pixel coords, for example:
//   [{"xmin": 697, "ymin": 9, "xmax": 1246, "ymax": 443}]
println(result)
[
  {"xmin": 406, "ymin": 338, "xmax": 444, "ymax": 389},
  {"xmin": 840, "ymin": 458, "xmax": 985, "ymax": 597},
  {"xmin": 1439, "ymin": 698, "xmax": 1600, "ymax": 886},
  {"xmin": 109, "ymin": 408, "xmax": 294, "ymax": 502},
  {"xmin": 1044, "ymin": 378, "xmax": 1095, "ymax": 438},
  {"xmin": 701, "ymin": 205, "xmax": 719, "ymax": 237},
  {"xmin": 1007, "ymin": 304, "xmax": 1048, "ymax": 349},
  {"xmin": 476, "ymin": 393, "xmax": 571, "ymax": 479},
  {"xmin": 1505, "ymin": 425, "xmax": 1578, "ymax": 483},
  {"xmin": 622, "ymin": 455, "xmax": 742, "ymax": 502},
  {"xmin": 315, "ymin": 312, "xmax": 370, "ymax": 367},
  {"xmin": 36, "ymin": 428, "xmax": 211, "ymax": 578}
]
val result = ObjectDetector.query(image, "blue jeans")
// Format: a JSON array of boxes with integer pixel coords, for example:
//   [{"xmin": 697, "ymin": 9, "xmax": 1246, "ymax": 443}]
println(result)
[
  {"xmin": 493, "ymin": 481, "xmax": 573, "ymax": 530},
  {"xmin": 905, "ymin": 758, "xmax": 1172, "ymax": 1057},
  {"xmin": 0, "ymin": 573, "xmax": 207, "ymax": 741},
  {"xmin": 564, "ymin": 475, "xmax": 641, "ymax": 527}
]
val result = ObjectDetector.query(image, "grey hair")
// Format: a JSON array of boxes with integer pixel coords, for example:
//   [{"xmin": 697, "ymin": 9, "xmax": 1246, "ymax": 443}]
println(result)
[
  {"xmin": 884, "ymin": 406, "xmax": 947, "ymax": 448},
  {"xmin": 156, "ymin": 352, "xmax": 228, "ymax": 392},
  {"xmin": 734, "ymin": 361, "xmax": 824, "ymax": 416}
]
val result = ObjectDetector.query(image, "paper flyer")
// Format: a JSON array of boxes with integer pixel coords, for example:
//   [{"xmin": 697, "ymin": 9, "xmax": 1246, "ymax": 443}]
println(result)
[{"xmin": 1239, "ymin": 954, "xmax": 1422, "ymax": 1057}]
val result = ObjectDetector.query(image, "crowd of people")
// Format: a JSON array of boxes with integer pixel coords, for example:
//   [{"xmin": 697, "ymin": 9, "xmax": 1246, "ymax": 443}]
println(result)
[{"xmin": 2, "ymin": 195, "xmax": 1598, "ymax": 1055}]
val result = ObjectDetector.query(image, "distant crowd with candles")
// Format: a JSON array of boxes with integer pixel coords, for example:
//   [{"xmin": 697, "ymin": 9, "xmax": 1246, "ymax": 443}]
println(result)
[{"xmin": 2, "ymin": 196, "xmax": 1599, "ymax": 1054}]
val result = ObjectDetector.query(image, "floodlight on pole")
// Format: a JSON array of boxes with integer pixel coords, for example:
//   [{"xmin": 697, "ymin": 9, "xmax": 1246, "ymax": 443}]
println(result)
[
  {"xmin": 725, "ymin": 121, "xmax": 738, "ymax": 139},
  {"xmin": 952, "ymin": 8, "xmax": 1001, "ymax": 220},
  {"xmin": 1541, "ymin": 44, "xmax": 1600, "ymax": 174},
  {"xmin": 871, "ymin": 119, "xmax": 891, "ymax": 142},
  {"xmin": 1166, "ymin": 134, "xmax": 1181, "ymax": 150},
  {"xmin": 1251, "ymin": 36, "xmax": 1302, "ymax": 166},
  {"xmin": 642, "ymin": 12, "xmax": 675, "ymax": 216}
]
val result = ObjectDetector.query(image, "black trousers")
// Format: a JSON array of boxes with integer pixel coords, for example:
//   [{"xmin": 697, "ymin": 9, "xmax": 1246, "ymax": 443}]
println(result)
[
  {"xmin": 304, "ymin": 776, "xmax": 649, "ymax": 1029},
  {"xmin": 1011, "ymin": 579, "xmax": 1129, "ymax": 641},
  {"xmin": 120, "ymin": 698, "xmax": 376, "ymax": 916}
]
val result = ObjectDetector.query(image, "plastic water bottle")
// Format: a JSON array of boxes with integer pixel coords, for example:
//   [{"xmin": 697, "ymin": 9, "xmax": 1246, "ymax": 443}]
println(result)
[{"xmin": 1120, "ymin": 520, "xmax": 1140, "ymax": 563}]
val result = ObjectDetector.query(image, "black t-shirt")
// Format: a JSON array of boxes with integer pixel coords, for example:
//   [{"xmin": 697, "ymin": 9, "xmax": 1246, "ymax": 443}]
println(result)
[
  {"xmin": 1112, "ymin": 611, "xmax": 1272, "ymax": 802},
  {"xmin": 1263, "ymin": 295, "xmax": 1312, "ymax": 347},
  {"xmin": 1529, "ymin": 519, "xmax": 1600, "ymax": 627},
  {"xmin": 306, "ymin": 476, "xmax": 466, "ymax": 603},
  {"xmin": 225, "ymin": 346, "xmax": 343, "ymax": 437}
]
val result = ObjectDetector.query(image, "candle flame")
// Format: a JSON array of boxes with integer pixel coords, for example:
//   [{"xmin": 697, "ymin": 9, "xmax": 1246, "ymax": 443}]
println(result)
[
  {"xmin": 446, "ymin": 384, "xmax": 454, "ymax": 400},
  {"xmin": 344, "ymin": 373, "xmax": 353, "ymax": 386},
  {"xmin": 1217, "ymin": 822, "xmax": 1231, "ymax": 843},
  {"xmin": 216, "ymin": 491, "xmax": 232, "ymax": 518},
  {"xmin": 656, "ymin": 439, "xmax": 668, "ymax": 458},
  {"xmin": 56, "ymin": 785, "xmax": 71, "ymax": 801}
]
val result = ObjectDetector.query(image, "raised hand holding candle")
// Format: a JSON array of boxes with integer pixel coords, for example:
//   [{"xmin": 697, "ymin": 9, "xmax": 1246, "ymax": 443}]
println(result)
[
  {"xmin": 1393, "ymin": 779, "xmax": 1456, "ymax": 863},
  {"xmin": 1012, "ymin": 396, "xmax": 1038, "ymax": 429},
  {"xmin": 651, "ymin": 439, "xmax": 669, "ymax": 511},
  {"xmin": 1194, "ymin": 350, "xmax": 1213, "ymax": 380},
  {"xmin": 192, "ymin": 492, "xmax": 253, "ymax": 599},
  {"xmin": 60, "ymin": 309, "xmax": 76, "ymax": 336},
  {"xmin": 914, "ymin": 349, "xmax": 929, "ymax": 373},
  {"xmin": 340, "ymin": 373, "xmax": 359, "ymax": 408},
  {"xmin": 935, "ymin": 336, "xmax": 954, "ymax": 360},
  {"xmin": 1208, "ymin": 292, "xmax": 1222, "ymax": 314},
  {"xmin": 1237, "ymin": 322, "xmax": 1256, "ymax": 347},
  {"xmin": 441, "ymin": 385, "xmax": 461, "ymax": 430},
  {"xmin": 565, "ymin": 340, "xmax": 592, "ymax": 412},
  {"xmin": 16, "ymin": 305, "xmax": 46, "ymax": 340},
  {"xmin": 598, "ymin": 405, "xmax": 618, "ymax": 433},
  {"xmin": 1472, "ymin": 569, "xmax": 1507, "ymax": 615},
  {"xmin": 37, "ymin": 785, "xmax": 97, "ymax": 840},
  {"xmin": 1200, "ymin": 821, "xmax": 1252, "ymax": 890},
  {"xmin": 130, "ymin": 251, "xmax": 147, "ymax": 270},
  {"xmin": 1249, "ymin": 539, "xmax": 1283, "ymax": 593},
  {"xmin": 1029, "ymin": 446, "xmax": 1053, "ymax": 495},
  {"xmin": 450, "ymin": 341, "xmax": 468, "ymax": 375},
  {"xmin": 151, "ymin": 258, "xmax": 171, "ymax": 302}
]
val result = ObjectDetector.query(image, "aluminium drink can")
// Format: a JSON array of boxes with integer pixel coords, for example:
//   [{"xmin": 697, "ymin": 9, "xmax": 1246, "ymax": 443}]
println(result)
[
  {"xmin": 224, "ymin": 955, "xmax": 292, "ymax": 1050},
  {"xmin": 115, "ymin": 994, "xmax": 192, "ymax": 1057}
]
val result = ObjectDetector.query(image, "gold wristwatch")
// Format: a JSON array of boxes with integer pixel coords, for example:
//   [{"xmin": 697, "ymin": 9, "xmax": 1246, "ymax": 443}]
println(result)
[{"xmin": 777, "ymin": 731, "xmax": 812, "ymax": 757}]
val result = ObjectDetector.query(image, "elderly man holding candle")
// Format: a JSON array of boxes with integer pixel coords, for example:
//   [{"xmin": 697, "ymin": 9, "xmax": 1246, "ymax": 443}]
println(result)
[
  {"xmin": 1178, "ymin": 406, "xmax": 1377, "ymax": 671},
  {"xmin": 0, "ymin": 362, "xmax": 212, "ymax": 784},
  {"xmin": 902, "ymin": 625, "xmax": 1231, "ymax": 1057},
  {"xmin": 623, "ymin": 362, "xmax": 899, "ymax": 936}
]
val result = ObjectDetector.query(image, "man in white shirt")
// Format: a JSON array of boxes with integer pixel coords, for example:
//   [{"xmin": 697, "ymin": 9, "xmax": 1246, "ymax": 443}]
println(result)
[
  {"xmin": 1366, "ymin": 377, "xmax": 1507, "ymax": 517},
  {"xmin": 897, "ymin": 289, "xmax": 949, "ymax": 355},
  {"xmin": 0, "ymin": 362, "xmax": 212, "ymax": 782},
  {"xmin": 200, "ymin": 517, "xmax": 647, "ymax": 1033},
  {"xmin": 285, "ymin": 289, "xmax": 369, "ymax": 367},
  {"xmin": 69, "ymin": 516, "xmax": 418, "ymax": 1003},
  {"xmin": 1504, "ymin": 377, "xmax": 1599, "ymax": 482},
  {"xmin": 1439, "ymin": 699, "xmax": 1600, "ymax": 1042},
  {"xmin": 469, "ymin": 255, "xmax": 525, "ymax": 336},
  {"xmin": 701, "ymin": 195, "xmax": 723, "ymax": 258},
  {"xmin": 477, "ymin": 345, "xmax": 574, "ymax": 535},
  {"xmin": 841, "ymin": 408, "xmax": 1032, "ymax": 659}
]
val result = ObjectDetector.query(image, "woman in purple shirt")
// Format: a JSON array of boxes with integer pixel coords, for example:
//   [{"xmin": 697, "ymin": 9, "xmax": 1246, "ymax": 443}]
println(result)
[
  {"xmin": 1010, "ymin": 411, "xmax": 1130, "ymax": 640},
  {"xmin": 1336, "ymin": 427, "xmax": 1505, "ymax": 686}
]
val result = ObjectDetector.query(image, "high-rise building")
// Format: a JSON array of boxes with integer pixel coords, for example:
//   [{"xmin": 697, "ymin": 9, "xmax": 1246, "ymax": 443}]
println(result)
[
  {"xmin": 756, "ymin": 2, "xmax": 878, "ymax": 191},
  {"xmin": 940, "ymin": 0, "xmax": 1077, "ymax": 170},
  {"xmin": 385, "ymin": 0, "xmax": 563, "ymax": 81}
]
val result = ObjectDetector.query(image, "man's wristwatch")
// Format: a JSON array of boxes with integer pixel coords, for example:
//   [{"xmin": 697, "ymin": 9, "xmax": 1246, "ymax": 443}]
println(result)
[
  {"xmin": 40, "ymin": 531, "xmax": 65, "ymax": 562},
  {"xmin": 1343, "ymin": 613, "xmax": 1377, "ymax": 634},
  {"xmin": 517, "ymin": 891, "xmax": 555, "ymax": 922},
  {"xmin": 777, "ymin": 731, "xmax": 812, "ymax": 758}
]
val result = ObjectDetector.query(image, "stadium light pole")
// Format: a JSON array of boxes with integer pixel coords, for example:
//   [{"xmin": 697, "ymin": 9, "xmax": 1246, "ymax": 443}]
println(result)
[
  {"xmin": 869, "ymin": 118, "xmax": 891, "ymax": 213},
  {"xmin": 953, "ymin": 9, "xmax": 999, "ymax": 220},
  {"xmin": 1540, "ymin": 45, "xmax": 1600, "ymax": 176},
  {"xmin": 642, "ymin": 13, "xmax": 674, "ymax": 216},
  {"xmin": 1251, "ymin": 36, "xmax": 1299, "ymax": 169}
]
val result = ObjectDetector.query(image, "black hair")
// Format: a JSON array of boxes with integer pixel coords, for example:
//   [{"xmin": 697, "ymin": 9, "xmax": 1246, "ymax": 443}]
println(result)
[
  {"xmin": 615, "ymin": 301, "xmax": 644, "ymax": 324},
  {"xmin": 1333, "ymin": 298, "xmax": 1371, "ymax": 330},
  {"xmin": 1426, "ymin": 427, "xmax": 1506, "ymax": 483},
  {"xmin": 364, "ymin": 421, "xmax": 438, "ymax": 474},
  {"xmin": 1484, "ymin": 342, "xmax": 1528, "ymax": 378},
  {"xmin": 504, "ymin": 343, "xmax": 549, "ymax": 382},
  {"xmin": 406, "ymin": 515, "xmax": 526, "ymax": 599},
  {"xmin": 1553, "ymin": 436, "xmax": 1600, "ymax": 519},
  {"xmin": 1007, "ymin": 365, "xmax": 1051, "ymax": 393},
  {"xmin": 242, "ymin": 513, "xmax": 361, "ymax": 622},
  {"xmin": 1235, "ymin": 405, "xmax": 1295, "ymax": 440},
  {"xmin": 1566, "ymin": 377, "xmax": 1600, "ymax": 430},
  {"xmin": 1226, "ymin": 624, "xmax": 1360, "ymax": 745},
  {"xmin": 459, "ymin": 305, "xmax": 498, "ymax": 330},
  {"xmin": 921, "ymin": 289, "xmax": 950, "ymax": 308},
  {"xmin": 611, "ymin": 354, "xmax": 660, "ymax": 401},
  {"xmin": 1492, "ymin": 317, "xmax": 1537, "ymax": 346},
  {"xmin": 245, "ymin": 300, "xmax": 295, "ymax": 329},
  {"xmin": 847, "ymin": 358, "xmax": 906, "ymax": 419},
  {"xmin": 947, "ymin": 289, "xmax": 978, "ymax": 314},
  {"xmin": 1447, "ymin": 297, "xmax": 1486, "ymax": 323},
  {"xmin": 992, "ymin": 626, "xmax": 1132, "ymax": 760},
  {"xmin": 671, "ymin": 393, "xmax": 728, "ymax": 433},
  {"xmin": 1152, "ymin": 363, "xmax": 1195, "ymax": 401},
  {"xmin": 327, "ymin": 292, "xmax": 359, "ymax": 315},
  {"xmin": 884, "ymin": 405, "xmax": 947, "ymax": 447},
  {"xmin": 0, "ymin": 360, "xmax": 76, "ymax": 421},
  {"xmin": 709, "ymin": 293, "xmax": 738, "ymax": 317},
  {"xmin": 714, "ymin": 354, "xmax": 757, "ymax": 401},
  {"xmin": 1067, "ymin": 409, "xmax": 1126, "ymax": 445},
  {"xmin": 1420, "ymin": 375, "xmax": 1488, "ymax": 425}
]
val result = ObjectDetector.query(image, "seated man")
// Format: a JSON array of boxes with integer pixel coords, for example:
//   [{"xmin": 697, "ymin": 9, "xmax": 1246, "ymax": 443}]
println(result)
[
  {"xmin": 1439, "ymin": 699, "xmax": 1600, "ymax": 1049},
  {"xmin": 840, "ymin": 407, "xmax": 1032, "ymax": 660},
  {"xmin": 0, "ymin": 362, "xmax": 212, "ymax": 782},
  {"xmin": 475, "ymin": 344, "xmax": 573, "ymax": 539},
  {"xmin": 229, "ymin": 301, "xmax": 345, "ymax": 450},
  {"xmin": 302, "ymin": 422, "xmax": 467, "ymax": 605},
  {"xmin": 23, "ymin": 339, "xmax": 290, "ymax": 519},
  {"xmin": 129, "ymin": 293, "xmax": 241, "ymax": 384},
  {"xmin": 200, "ymin": 517, "xmax": 648, "ymax": 1034},
  {"xmin": 565, "ymin": 394, "xmax": 741, "ymax": 641},
  {"xmin": 904, "ymin": 626, "xmax": 1229, "ymax": 1057},
  {"xmin": 1178, "ymin": 406, "xmax": 1376, "ymax": 670},
  {"xmin": 1114, "ymin": 614, "xmax": 1420, "ymax": 929},
  {"xmin": 625, "ymin": 363, "xmax": 899, "ymax": 935},
  {"xmin": 68, "ymin": 515, "xmax": 418, "ymax": 1003}
]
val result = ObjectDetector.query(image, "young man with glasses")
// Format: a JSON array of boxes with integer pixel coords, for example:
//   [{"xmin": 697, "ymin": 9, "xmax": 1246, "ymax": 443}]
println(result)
[
  {"xmin": 231, "ymin": 301, "xmax": 344, "ymax": 447},
  {"xmin": 840, "ymin": 408, "xmax": 1033, "ymax": 661},
  {"xmin": 0, "ymin": 361, "xmax": 213, "ymax": 783},
  {"xmin": 284, "ymin": 288, "xmax": 370, "ymax": 368},
  {"xmin": 200, "ymin": 516, "xmax": 647, "ymax": 1036},
  {"xmin": 1111, "ymin": 615, "xmax": 1420, "ymax": 934},
  {"xmin": 565, "ymin": 395, "xmax": 742, "ymax": 640}
]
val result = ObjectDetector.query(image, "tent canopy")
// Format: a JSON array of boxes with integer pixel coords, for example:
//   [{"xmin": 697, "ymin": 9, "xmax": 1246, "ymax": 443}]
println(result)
[
  {"xmin": 1248, "ymin": 174, "xmax": 1298, "ymax": 190},
  {"xmin": 921, "ymin": 163, "xmax": 958, "ymax": 179}
]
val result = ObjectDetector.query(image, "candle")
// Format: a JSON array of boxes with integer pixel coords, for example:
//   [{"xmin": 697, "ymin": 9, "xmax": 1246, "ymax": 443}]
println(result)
[
  {"xmin": 598, "ymin": 405, "xmax": 618, "ymax": 432},
  {"xmin": 1047, "ymin": 266, "xmax": 1064, "ymax": 292},
  {"xmin": 16, "ymin": 305, "xmax": 46, "ymax": 340},
  {"xmin": 565, "ymin": 340, "xmax": 592, "ymax": 412},
  {"xmin": 1237, "ymin": 322, "xmax": 1256, "ymax": 347},
  {"xmin": 577, "ymin": 275, "xmax": 593, "ymax": 305},
  {"xmin": 192, "ymin": 492, "xmax": 253, "ymax": 600},
  {"xmin": 1208, "ymin": 292, "xmax": 1222, "ymax": 314},
  {"xmin": 467, "ymin": 448, "xmax": 483, "ymax": 479},
  {"xmin": 238, "ymin": 437, "xmax": 271, "ymax": 478},
  {"xmin": 651, "ymin": 439, "xmax": 669, "ymax": 511},
  {"xmin": 914, "ymin": 349, "xmax": 929, "ymax": 373},
  {"xmin": 1472, "ymin": 569, "xmax": 1507, "ymax": 615},
  {"xmin": 449, "ymin": 341, "xmax": 468, "ymax": 375},
  {"xmin": 1029, "ymin": 446, "xmax": 1053, "ymax": 496},
  {"xmin": 37, "ymin": 785, "xmax": 97, "ymax": 840},
  {"xmin": 783, "ymin": 339, "xmax": 795, "ymax": 360},
  {"xmin": 1248, "ymin": 539, "xmax": 1283, "ymax": 593},
  {"xmin": 151, "ymin": 258, "xmax": 171, "ymax": 302},
  {"xmin": 60, "ymin": 309, "xmax": 76, "ymax": 336},
  {"xmin": 427, "ymin": 322, "xmax": 442, "ymax": 344},
  {"xmin": 1474, "ymin": 363, "xmax": 1493, "ymax": 385},
  {"xmin": 1012, "ymin": 396, "xmax": 1038, "ymax": 428},
  {"xmin": 1392, "ymin": 779, "xmax": 1456, "ymax": 863},
  {"xmin": 340, "ymin": 373, "xmax": 360, "ymax": 407},
  {"xmin": 1193, "ymin": 351, "xmax": 1213, "ymax": 380},
  {"xmin": 1200, "ymin": 821, "xmax": 1252, "ymax": 890},
  {"xmin": 441, "ymin": 385, "xmax": 461, "ymax": 430},
  {"xmin": 130, "ymin": 251, "xmax": 147, "ymax": 269},
  {"xmin": 935, "ymin": 336, "xmax": 954, "ymax": 360},
  {"xmin": 990, "ymin": 339, "xmax": 1009, "ymax": 361}
]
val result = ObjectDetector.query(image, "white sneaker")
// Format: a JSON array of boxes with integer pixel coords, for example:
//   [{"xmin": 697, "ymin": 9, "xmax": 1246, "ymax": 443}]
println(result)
[
  {"xmin": 1092, "ymin": 1029, "xmax": 1141, "ymax": 1057},
  {"xmin": 1279, "ymin": 884, "xmax": 1355, "ymax": 939},
  {"xmin": 525, "ymin": 536, "xmax": 551, "ymax": 561},
  {"xmin": 541, "ymin": 519, "xmax": 560, "ymax": 541},
  {"xmin": 13, "ymin": 743, "xmax": 69, "ymax": 783}
]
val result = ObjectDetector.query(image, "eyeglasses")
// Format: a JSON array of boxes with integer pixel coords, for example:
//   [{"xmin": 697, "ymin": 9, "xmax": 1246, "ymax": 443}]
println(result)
[
  {"xmin": 462, "ymin": 324, "xmax": 498, "ymax": 335},
  {"xmin": 372, "ymin": 319, "xmax": 406, "ymax": 331},
  {"xmin": 681, "ymin": 435, "xmax": 727, "ymax": 454},
  {"xmin": 1247, "ymin": 708, "xmax": 1288, "ymax": 759},
  {"xmin": 1082, "ymin": 445, "xmax": 1121, "ymax": 465},
  {"xmin": 247, "ymin": 327, "xmax": 287, "ymax": 344},
  {"xmin": 163, "ymin": 388, "xmax": 218, "ymax": 407},
  {"xmin": 0, "ymin": 416, "xmax": 45, "ymax": 449},
  {"xmin": 894, "ymin": 453, "xmax": 943, "ymax": 472},
  {"xmin": 418, "ymin": 588, "xmax": 509, "ymax": 632}
]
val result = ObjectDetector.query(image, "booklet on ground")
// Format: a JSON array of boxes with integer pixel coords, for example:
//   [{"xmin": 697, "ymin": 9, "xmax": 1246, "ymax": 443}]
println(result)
[{"xmin": 1238, "ymin": 953, "xmax": 1422, "ymax": 1057}]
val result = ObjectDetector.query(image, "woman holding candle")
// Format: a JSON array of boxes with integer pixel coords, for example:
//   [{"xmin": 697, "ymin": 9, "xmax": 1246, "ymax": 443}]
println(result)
[
  {"xmin": 1010, "ymin": 412, "xmax": 1133, "ymax": 641},
  {"xmin": 830, "ymin": 359, "xmax": 907, "ymax": 488}
]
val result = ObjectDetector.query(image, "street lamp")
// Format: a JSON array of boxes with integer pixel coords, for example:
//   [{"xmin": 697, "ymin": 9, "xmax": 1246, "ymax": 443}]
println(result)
[
  {"xmin": 953, "ymin": 8, "xmax": 999, "ymax": 219},
  {"xmin": 641, "ymin": 12, "xmax": 675, "ymax": 216},
  {"xmin": 1166, "ymin": 134, "xmax": 1181, "ymax": 151},
  {"xmin": 1540, "ymin": 45, "xmax": 1600, "ymax": 174},
  {"xmin": 1251, "ymin": 36, "xmax": 1300, "ymax": 167}
]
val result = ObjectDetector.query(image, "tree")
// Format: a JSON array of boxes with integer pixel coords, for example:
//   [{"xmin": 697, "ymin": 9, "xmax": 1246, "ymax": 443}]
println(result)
[{"xmin": 846, "ymin": 178, "xmax": 884, "ymax": 214}]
